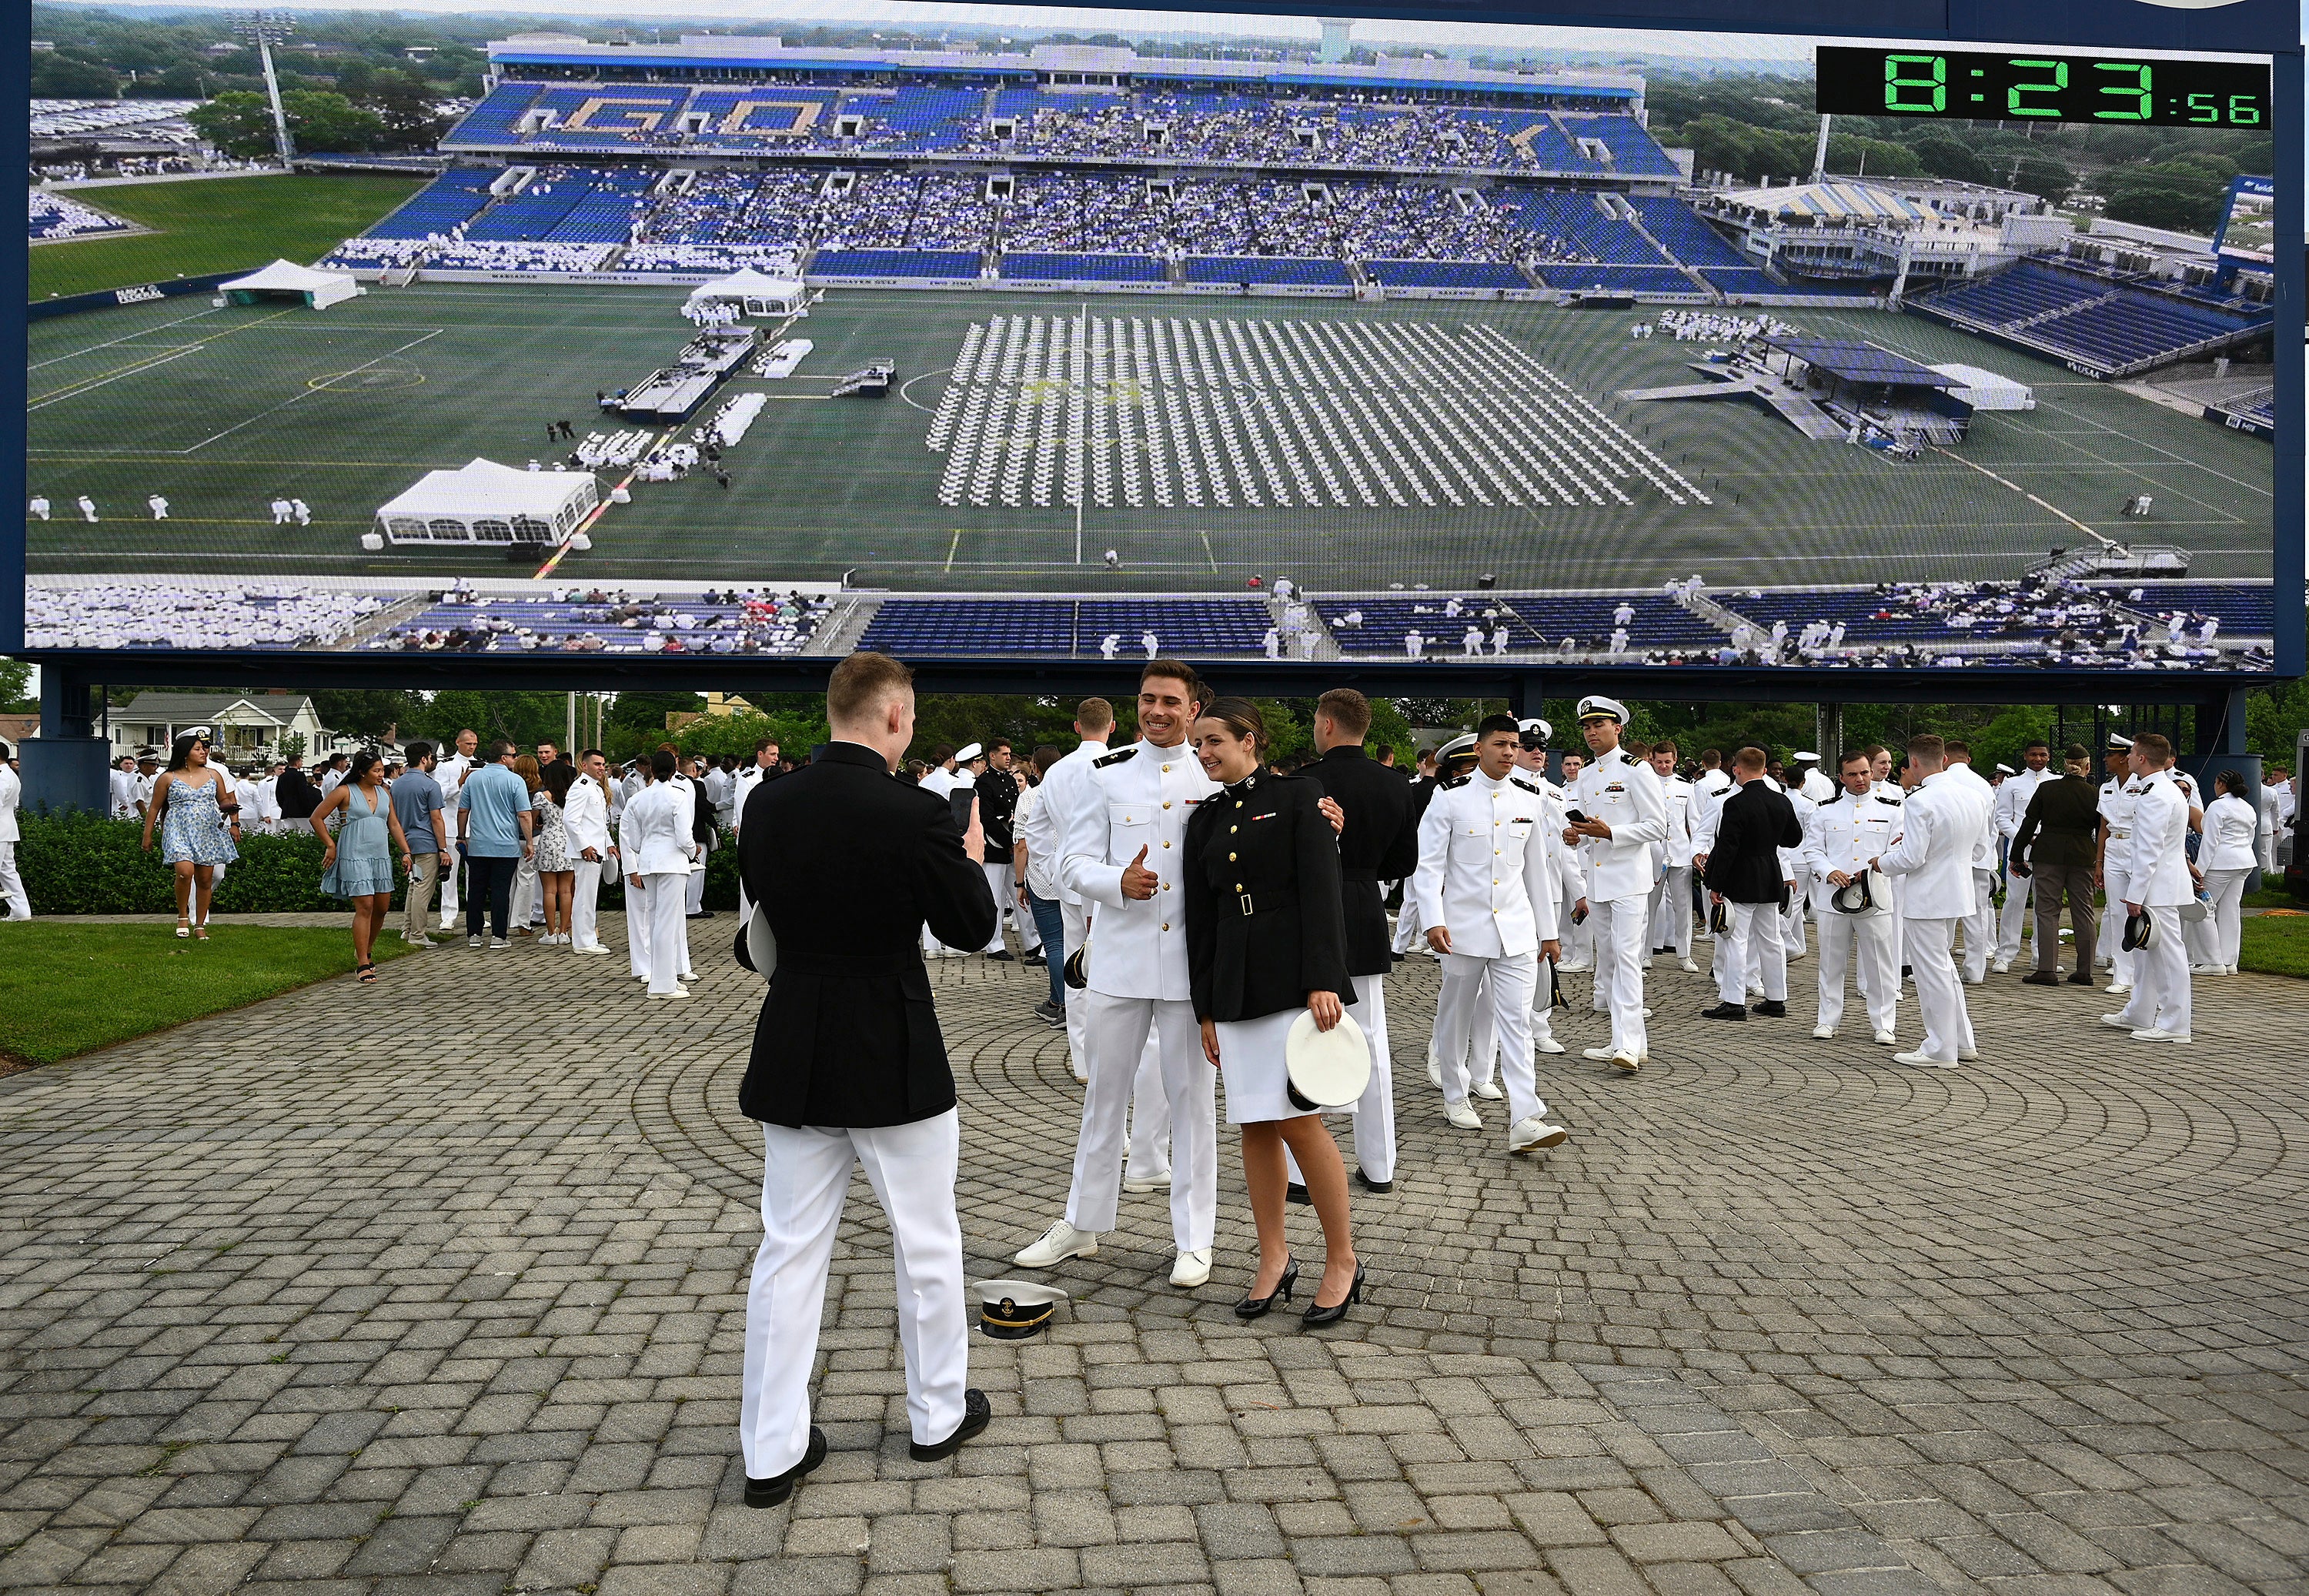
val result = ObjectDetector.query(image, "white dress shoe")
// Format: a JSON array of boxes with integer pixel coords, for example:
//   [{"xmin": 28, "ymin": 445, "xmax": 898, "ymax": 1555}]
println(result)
[
  {"xmin": 1442, "ymin": 1098, "xmax": 1482, "ymax": 1130},
  {"xmin": 2105, "ymin": 982, "xmax": 2132, "ymax": 996},
  {"xmin": 1873, "ymin": 1030, "xmax": 1896, "ymax": 1047},
  {"xmin": 1891, "ymin": 1050, "xmax": 1956, "ymax": 1068},
  {"xmin": 1557, "ymin": 960, "xmax": 1592, "ymax": 973},
  {"xmin": 2100, "ymin": 1013, "xmax": 2139, "ymax": 1030},
  {"xmin": 1957, "ymin": 1047, "xmax": 1979, "ymax": 1062},
  {"xmin": 2130, "ymin": 1028, "xmax": 2190, "ymax": 1043},
  {"xmin": 1533, "ymin": 1037, "xmax": 1566, "ymax": 1055},
  {"xmin": 1580, "ymin": 1046, "xmax": 1616, "ymax": 1062},
  {"xmin": 1610, "ymin": 1048, "xmax": 1640, "ymax": 1073},
  {"xmin": 1992, "ymin": 960, "xmax": 2011, "ymax": 974},
  {"xmin": 1509, "ymin": 1117, "xmax": 1569, "ymax": 1153},
  {"xmin": 1812, "ymin": 1025, "xmax": 1836, "ymax": 1040},
  {"xmin": 650, "ymin": 986, "xmax": 692, "ymax": 1000},
  {"xmin": 1679, "ymin": 959, "xmax": 1700, "ymax": 973},
  {"xmin": 1471, "ymin": 1080, "xmax": 1504, "ymax": 1101},
  {"xmin": 1014, "ymin": 1219, "xmax": 1098, "ymax": 1267},
  {"xmin": 1121, "ymin": 1170, "xmax": 1171, "ymax": 1193},
  {"xmin": 1170, "ymin": 1248, "xmax": 1213, "ymax": 1289},
  {"xmin": 1427, "ymin": 1059, "xmax": 1443, "ymax": 1087}
]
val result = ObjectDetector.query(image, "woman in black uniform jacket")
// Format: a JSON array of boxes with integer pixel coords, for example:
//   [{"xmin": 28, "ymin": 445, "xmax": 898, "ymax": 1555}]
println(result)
[{"xmin": 1186, "ymin": 698, "xmax": 1365, "ymax": 1326}]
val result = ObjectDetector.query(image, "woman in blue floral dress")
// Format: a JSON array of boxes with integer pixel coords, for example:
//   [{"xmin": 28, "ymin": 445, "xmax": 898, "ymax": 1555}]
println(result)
[
  {"xmin": 312, "ymin": 750, "xmax": 414, "ymax": 983},
  {"xmin": 140, "ymin": 730, "xmax": 240, "ymax": 940}
]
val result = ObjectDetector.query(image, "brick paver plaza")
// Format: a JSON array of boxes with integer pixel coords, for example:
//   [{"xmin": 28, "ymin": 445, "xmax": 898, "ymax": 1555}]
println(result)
[{"xmin": 2, "ymin": 923, "xmax": 2304, "ymax": 1596}]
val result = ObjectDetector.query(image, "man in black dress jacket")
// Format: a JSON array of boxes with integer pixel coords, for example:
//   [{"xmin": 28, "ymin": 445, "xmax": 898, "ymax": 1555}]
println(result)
[
  {"xmin": 1701, "ymin": 746, "xmax": 1803, "ymax": 1020},
  {"xmin": 733, "ymin": 653, "xmax": 998, "ymax": 1508},
  {"xmin": 1293, "ymin": 689, "xmax": 1419, "ymax": 1192}
]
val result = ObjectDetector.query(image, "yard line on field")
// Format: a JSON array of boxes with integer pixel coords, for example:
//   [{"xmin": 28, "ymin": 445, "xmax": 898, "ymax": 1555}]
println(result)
[
  {"xmin": 530, "ymin": 423, "xmax": 681, "ymax": 579},
  {"xmin": 26, "ymin": 347, "xmax": 205, "ymax": 409},
  {"xmin": 176, "ymin": 331, "xmax": 444, "ymax": 454},
  {"xmin": 2002, "ymin": 402, "xmax": 2271, "ymax": 503},
  {"xmin": 945, "ymin": 530, "xmax": 963, "ymax": 571},
  {"xmin": 1199, "ymin": 531, "xmax": 1219, "ymax": 572},
  {"xmin": 27, "ymin": 303, "xmax": 227, "ymax": 369}
]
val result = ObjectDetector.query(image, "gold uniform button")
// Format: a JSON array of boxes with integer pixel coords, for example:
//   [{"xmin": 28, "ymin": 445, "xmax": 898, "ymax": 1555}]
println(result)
[
  {"xmin": 1228, "ymin": 851, "xmax": 1236, "ymax": 861},
  {"xmin": 1161, "ymin": 922, "xmax": 1169, "ymax": 931},
  {"xmin": 1162, "ymin": 840, "xmax": 1171, "ymax": 848},
  {"xmin": 1162, "ymin": 763, "xmax": 1171, "ymax": 773},
  {"xmin": 1163, "ymin": 801, "xmax": 1171, "ymax": 810},
  {"xmin": 1229, "ymin": 825, "xmax": 1238, "ymax": 833}
]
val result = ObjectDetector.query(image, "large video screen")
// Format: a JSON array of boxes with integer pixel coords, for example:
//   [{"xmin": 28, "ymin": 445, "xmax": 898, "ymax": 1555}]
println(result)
[{"xmin": 22, "ymin": 8, "xmax": 2283, "ymax": 673}]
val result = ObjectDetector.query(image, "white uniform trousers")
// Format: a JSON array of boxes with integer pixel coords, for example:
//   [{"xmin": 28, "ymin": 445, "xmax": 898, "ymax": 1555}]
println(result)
[
  {"xmin": 981, "ymin": 861, "xmax": 1017, "ymax": 952},
  {"xmin": 740, "ymin": 1110, "xmax": 966, "ymax": 1477},
  {"xmin": 1903, "ymin": 917, "xmax": 1974, "ymax": 1063},
  {"xmin": 1390, "ymin": 886, "xmax": 1426, "ymax": 956},
  {"xmin": 1816, "ymin": 911, "xmax": 1896, "ymax": 1035},
  {"xmin": 2117, "ymin": 906, "xmax": 2191, "ymax": 1037},
  {"xmin": 1960, "ymin": 871, "xmax": 1996, "ymax": 983},
  {"xmin": 643, "ymin": 870, "xmax": 688, "ymax": 993},
  {"xmin": 572, "ymin": 859, "xmax": 603, "ymax": 950},
  {"xmin": 1589, "ymin": 895, "xmax": 1650, "ymax": 1055},
  {"xmin": 1558, "ymin": 882, "xmax": 1592, "ymax": 966},
  {"xmin": 1434, "ymin": 952, "xmax": 1545, "ymax": 1128},
  {"xmin": 686, "ymin": 840, "xmax": 710, "ymax": 915},
  {"xmin": 1431, "ymin": 956, "xmax": 1491, "ymax": 1096},
  {"xmin": 1994, "ymin": 871, "xmax": 2033, "ymax": 963},
  {"xmin": 627, "ymin": 878, "xmax": 654, "ymax": 979},
  {"xmin": 510, "ymin": 850, "xmax": 540, "ymax": 927},
  {"xmin": 1648, "ymin": 865, "xmax": 1692, "ymax": 960},
  {"xmin": 439, "ymin": 850, "xmax": 461, "ymax": 923},
  {"xmin": 2182, "ymin": 897, "xmax": 2219, "ymax": 969},
  {"xmin": 1779, "ymin": 869, "xmax": 1809, "ymax": 959},
  {"xmin": 1062, "ymin": 903, "xmax": 1171, "ymax": 1170},
  {"xmin": 2204, "ymin": 866, "xmax": 2254, "ymax": 969},
  {"xmin": 2102, "ymin": 868, "xmax": 2134, "ymax": 983},
  {"xmin": 1716, "ymin": 902, "xmax": 1785, "ymax": 1007},
  {"xmin": 0, "ymin": 843, "xmax": 28, "ymax": 920},
  {"xmin": 1064, "ymin": 993, "xmax": 1215, "ymax": 1250}
]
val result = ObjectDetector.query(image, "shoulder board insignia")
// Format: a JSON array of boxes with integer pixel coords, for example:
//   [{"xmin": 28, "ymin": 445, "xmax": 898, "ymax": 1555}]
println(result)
[
  {"xmin": 1094, "ymin": 747, "xmax": 1138, "ymax": 768},
  {"xmin": 1440, "ymin": 774, "xmax": 1472, "ymax": 790},
  {"xmin": 1509, "ymin": 776, "xmax": 1541, "ymax": 794},
  {"xmin": 1873, "ymin": 794, "xmax": 1902, "ymax": 806}
]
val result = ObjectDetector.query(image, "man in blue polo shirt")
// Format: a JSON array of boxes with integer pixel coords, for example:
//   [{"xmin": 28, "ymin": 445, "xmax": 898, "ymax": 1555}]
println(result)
[{"xmin": 457, "ymin": 738, "xmax": 535, "ymax": 948}]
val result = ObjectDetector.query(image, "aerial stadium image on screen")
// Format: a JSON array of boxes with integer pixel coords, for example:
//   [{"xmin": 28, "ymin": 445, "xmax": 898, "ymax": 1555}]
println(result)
[{"xmin": 22, "ymin": 6, "xmax": 2281, "ymax": 672}]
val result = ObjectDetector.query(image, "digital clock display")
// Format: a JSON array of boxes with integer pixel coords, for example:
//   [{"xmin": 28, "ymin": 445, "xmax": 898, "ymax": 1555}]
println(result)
[{"xmin": 1816, "ymin": 46, "xmax": 2268, "ymax": 127}]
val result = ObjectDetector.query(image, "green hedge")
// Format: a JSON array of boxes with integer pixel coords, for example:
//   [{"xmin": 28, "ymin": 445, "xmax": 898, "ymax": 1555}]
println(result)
[{"xmin": 13, "ymin": 811, "xmax": 742, "ymax": 915}]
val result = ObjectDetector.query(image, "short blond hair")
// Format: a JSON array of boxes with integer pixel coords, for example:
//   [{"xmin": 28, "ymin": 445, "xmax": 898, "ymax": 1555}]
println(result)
[{"xmin": 828, "ymin": 650, "xmax": 914, "ymax": 725}]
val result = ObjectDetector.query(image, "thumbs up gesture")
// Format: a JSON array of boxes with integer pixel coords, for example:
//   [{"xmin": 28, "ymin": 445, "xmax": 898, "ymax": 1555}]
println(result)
[{"xmin": 1121, "ymin": 844, "xmax": 1158, "ymax": 900}]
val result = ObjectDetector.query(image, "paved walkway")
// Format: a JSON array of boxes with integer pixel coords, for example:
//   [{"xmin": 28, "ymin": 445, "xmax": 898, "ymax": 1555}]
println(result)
[{"xmin": 2, "ymin": 919, "xmax": 2303, "ymax": 1596}]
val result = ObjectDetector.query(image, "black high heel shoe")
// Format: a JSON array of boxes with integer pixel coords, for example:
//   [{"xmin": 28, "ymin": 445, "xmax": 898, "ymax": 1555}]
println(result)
[
  {"xmin": 1234, "ymin": 1255, "xmax": 1298, "ymax": 1319},
  {"xmin": 1302, "ymin": 1262, "xmax": 1366, "ymax": 1327}
]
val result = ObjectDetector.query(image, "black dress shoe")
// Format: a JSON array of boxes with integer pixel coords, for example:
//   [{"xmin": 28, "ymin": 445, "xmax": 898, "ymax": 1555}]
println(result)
[
  {"xmin": 1753, "ymin": 999, "xmax": 1786, "ymax": 1018},
  {"xmin": 2067, "ymin": 971, "xmax": 2097, "ymax": 986},
  {"xmin": 744, "ymin": 1425, "xmax": 827, "ymax": 1508},
  {"xmin": 986, "ymin": 950, "xmax": 1015, "ymax": 962},
  {"xmin": 1234, "ymin": 1254, "xmax": 1298, "ymax": 1319},
  {"xmin": 1302, "ymin": 1262, "xmax": 1366, "ymax": 1327},
  {"xmin": 1024, "ymin": 952, "xmax": 1047, "ymax": 967},
  {"xmin": 910, "ymin": 1388, "xmax": 991, "ymax": 1461},
  {"xmin": 2022, "ymin": 970, "xmax": 2060, "ymax": 986},
  {"xmin": 1352, "ymin": 1167, "xmax": 1392, "ymax": 1194},
  {"xmin": 1285, "ymin": 1182, "xmax": 1310, "ymax": 1206},
  {"xmin": 1699, "ymin": 1002, "xmax": 1747, "ymax": 1021},
  {"xmin": 1391, "ymin": 952, "xmax": 1405, "ymax": 963}
]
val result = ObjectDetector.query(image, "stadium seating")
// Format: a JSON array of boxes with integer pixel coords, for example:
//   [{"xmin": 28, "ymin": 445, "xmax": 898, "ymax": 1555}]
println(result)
[
  {"xmin": 466, "ymin": 165, "xmax": 603, "ymax": 240},
  {"xmin": 449, "ymin": 82, "xmax": 540, "ymax": 144},
  {"xmin": 363, "ymin": 169, "xmax": 499, "ymax": 239},
  {"xmin": 28, "ymin": 189, "xmax": 131, "ymax": 241},
  {"xmin": 367, "ymin": 594, "xmax": 828, "ymax": 655},
  {"xmin": 858, "ymin": 598, "xmax": 1274, "ymax": 655},
  {"xmin": 2091, "ymin": 582, "xmax": 2274, "ymax": 634},
  {"xmin": 1561, "ymin": 114, "xmax": 1682, "ymax": 177},
  {"xmin": 1185, "ymin": 255, "xmax": 1352, "ymax": 286},
  {"xmin": 1364, "ymin": 259, "xmax": 1529, "ymax": 290},
  {"xmin": 1629, "ymin": 197, "xmax": 1749, "ymax": 270},
  {"xmin": 1536, "ymin": 264, "xmax": 1695, "ymax": 294},
  {"xmin": 810, "ymin": 248, "xmax": 981, "ymax": 279},
  {"xmin": 999, "ymin": 252, "xmax": 1165, "ymax": 282},
  {"xmin": 1916, "ymin": 259, "xmax": 2271, "ymax": 376},
  {"xmin": 1317, "ymin": 594, "xmax": 1723, "ymax": 655},
  {"xmin": 1698, "ymin": 267, "xmax": 1781, "ymax": 296}
]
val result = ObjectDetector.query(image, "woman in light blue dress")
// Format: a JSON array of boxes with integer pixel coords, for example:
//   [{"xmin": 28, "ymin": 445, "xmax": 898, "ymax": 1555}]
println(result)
[
  {"xmin": 140, "ymin": 730, "xmax": 240, "ymax": 940},
  {"xmin": 312, "ymin": 750, "xmax": 413, "ymax": 983}
]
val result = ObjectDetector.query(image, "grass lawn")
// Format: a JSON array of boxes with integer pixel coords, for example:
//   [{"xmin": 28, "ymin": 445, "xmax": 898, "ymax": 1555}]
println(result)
[
  {"xmin": 2243, "ymin": 873, "xmax": 2300, "ymax": 910},
  {"xmin": 0, "ymin": 921, "xmax": 413, "ymax": 1070},
  {"xmin": 28, "ymin": 173, "xmax": 423, "ymax": 302},
  {"xmin": 2239, "ymin": 912, "xmax": 2309, "ymax": 979}
]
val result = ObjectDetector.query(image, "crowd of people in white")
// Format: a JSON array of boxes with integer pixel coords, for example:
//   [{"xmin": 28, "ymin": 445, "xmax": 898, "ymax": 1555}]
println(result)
[{"xmin": 21, "ymin": 583, "xmax": 390, "ymax": 651}]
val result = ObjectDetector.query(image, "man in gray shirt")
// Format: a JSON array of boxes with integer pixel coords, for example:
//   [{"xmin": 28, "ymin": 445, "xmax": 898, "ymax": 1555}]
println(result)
[{"xmin": 393, "ymin": 741, "xmax": 451, "ymax": 947}]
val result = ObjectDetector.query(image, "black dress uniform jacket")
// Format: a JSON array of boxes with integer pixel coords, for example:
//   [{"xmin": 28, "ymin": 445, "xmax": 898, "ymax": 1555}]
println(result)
[
  {"xmin": 1704, "ymin": 778, "xmax": 1803, "ymax": 904},
  {"xmin": 737, "ymin": 741, "xmax": 998, "ymax": 1129},
  {"xmin": 974, "ymin": 767, "xmax": 1018, "ymax": 863},
  {"xmin": 1184, "ymin": 772, "xmax": 1356, "ymax": 1023},
  {"xmin": 1295, "ymin": 746, "xmax": 1419, "ymax": 977},
  {"xmin": 2012, "ymin": 774, "xmax": 2101, "ymax": 869}
]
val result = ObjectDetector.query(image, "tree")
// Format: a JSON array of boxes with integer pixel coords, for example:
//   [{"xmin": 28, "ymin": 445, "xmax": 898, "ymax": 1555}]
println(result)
[
  {"xmin": 1913, "ymin": 136, "xmax": 1994, "ymax": 187},
  {"xmin": 2007, "ymin": 155, "xmax": 2076, "ymax": 206},
  {"xmin": 411, "ymin": 690, "xmax": 570, "ymax": 750},
  {"xmin": 30, "ymin": 52, "xmax": 120, "ymax": 98},
  {"xmin": 2246, "ymin": 675, "xmax": 2309, "ymax": 765},
  {"xmin": 0, "ymin": 657, "xmax": 32, "ymax": 716},
  {"xmin": 280, "ymin": 88, "xmax": 386, "ymax": 154},
  {"xmin": 606, "ymin": 691, "xmax": 706, "ymax": 736},
  {"xmin": 188, "ymin": 92, "xmax": 282, "ymax": 159},
  {"xmin": 309, "ymin": 689, "xmax": 426, "ymax": 743}
]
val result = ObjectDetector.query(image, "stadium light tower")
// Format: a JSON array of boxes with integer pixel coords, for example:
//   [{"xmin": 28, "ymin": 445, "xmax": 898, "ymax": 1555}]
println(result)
[{"xmin": 232, "ymin": 10, "xmax": 297, "ymax": 168}]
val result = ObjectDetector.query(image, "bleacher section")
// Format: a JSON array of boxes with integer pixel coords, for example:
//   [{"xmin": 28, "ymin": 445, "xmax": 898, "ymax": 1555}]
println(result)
[
  {"xmin": 2090, "ymin": 582, "xmax": 2274, "ymax": 634},
  {"xmin": 1318, "ymin": 593, "xmax": 1723, "ymax": 655},
  {"xmin": 363, "ymin": 170, "xmax": 498, "ymax": 239},
  {"xmin": 999, "ymin": 252, "xmax": 1165, "ymax": 283},
  {"xmin": 1913, "ymin": 259, "xmax": 2272, "ymax": 378},
  {"xmin": 365, "ymin": 594, "xmax": 829, "ymax": 655},
  {"xmin": 1562, "ymin": 114, "xmax": 1682, "ymax": 178},
  {"xmin": 858, "ymin": 598, "xmax": 1274, "ymax": 656},
  {"xmin": 810, "ymin": 248, "xmax": 981, "ymax": 279},
  {"xmin": 29, "ymin": 188, "xmax": 132, "ymax": 241},
  {"xmin": 1629, "ymin": 197, "xmax": 1749, "ymax": 271},
  {"xmin": 1365, "ymin": 259, "xmax": 1530, "ymax": 291},
  {"xmin": 1185, "ymin": 255, "xmax": 1352, "ymax": 287}
]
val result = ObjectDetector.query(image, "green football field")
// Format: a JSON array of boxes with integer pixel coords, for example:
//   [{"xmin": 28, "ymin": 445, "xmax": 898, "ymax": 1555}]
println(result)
[{"xmin": 23, "ymin": 280, "xmax": 2272, "ymax": 593}]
